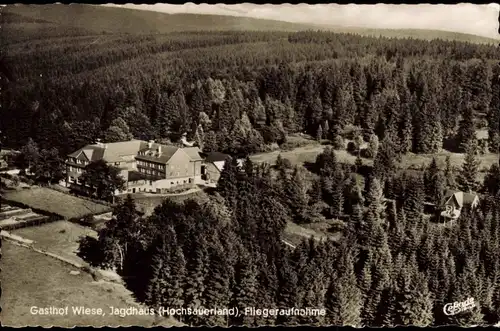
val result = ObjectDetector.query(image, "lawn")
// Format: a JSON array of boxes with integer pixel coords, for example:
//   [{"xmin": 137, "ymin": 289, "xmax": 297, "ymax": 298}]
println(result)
[
  {"xmin": 0, "ymin": 241, "xmax": 182, "ymax": 327},
  {"xmin": 250, "ymin": 140, "xmax": 497, "ymax": 178},
  {"xmin": 282, "ymin": 221, "xmax": 341, "ymax": 247},
  {"xmin": 2, "ymin": 187, "xmax": 112, "ymax": 220},
  {"xmin": 11, "ymin": 220, "xmax": 97, "ymax": 266}
]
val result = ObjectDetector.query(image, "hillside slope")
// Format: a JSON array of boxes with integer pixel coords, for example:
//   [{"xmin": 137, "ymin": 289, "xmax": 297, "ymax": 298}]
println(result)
[{"xmin": 4, "ymin": 4, "xmax": 498, "ymax": 44}]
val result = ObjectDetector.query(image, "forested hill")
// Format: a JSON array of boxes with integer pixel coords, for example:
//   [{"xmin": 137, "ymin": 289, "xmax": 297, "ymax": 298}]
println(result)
[
  {"xmin": 3, "ymin": 4, "xmax": 498, "ymax": 44},
  {"xmin": 1, "ymin": 4, "xmax": 499, "ymax": 161}
]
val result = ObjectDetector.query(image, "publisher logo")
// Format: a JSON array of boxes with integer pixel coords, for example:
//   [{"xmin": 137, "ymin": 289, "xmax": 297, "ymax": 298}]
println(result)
[{"xmin": 443, "ymin": 297, "xmax": 476, "ymax": 316}]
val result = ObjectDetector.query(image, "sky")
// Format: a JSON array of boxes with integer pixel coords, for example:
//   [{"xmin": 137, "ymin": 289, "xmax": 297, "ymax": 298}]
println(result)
[{"xmin": 106, "ymin": 3, "xmax": 500, "ymax": 39}]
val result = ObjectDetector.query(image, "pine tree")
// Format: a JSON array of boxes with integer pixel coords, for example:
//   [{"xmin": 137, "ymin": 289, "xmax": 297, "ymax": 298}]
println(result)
[
  {"xmin": 483, "ymin": 162, "xmax": 500, "ymax": 196},
  {"xmin": 457, "ymin": 94, "xmax": 477, "ymax": 152},
  {"xmin": 316, "ymin": 124, "xmax": 323, "ymax": 141},
  {"xmin": 145, "ymin": 238, "xmax": 169, "ymax": 310},
  {"xmin": 183, "ymin": 240, "xmax": 208, "ymax": 326},
  {"xmin": 373, "ymin": 137, "xmax": 397, "ymax": 183},
  {"xmin": 276, "ymin": 256, "xmax": 299, "ymax": 326},
  {"xmin": 231, "ymin": 253, "xmax": 258, "ymax": 326},
  {"xmin": 325, "ymin": 253, "xmax": 362, "ymax": 327},
  {"xmin": 444, "ymin": 155, "xmax": 457, "ymax": 190},
  {"xmin": 366, "ymin": 133, "xmax": 379, "ymax": 159},
  {"xmin": 402, "ymin": 175, "xmax": 424, "ymax": 231},
  {"xmin": 217, "ymin": 156, "xmax": 241, "ymax": 206},
  {"xmin": 284, "ymin": 166, "xmax": 310, "ymax": 223},
  {"xmin": 203, "ymin": 249, "xmax": 232, "ymax": 326},
  {"xmin": 458, "ymin": 140, "xmax": 481, "ymax": 193},
  {"xmin": 424, "ymin": 157, "xmax": 445, "ymax": 205},
  {"xmin": 399, "ymin": 104, "xmax": 414, "ymax": 153},
  {"xmin": 487, "ymin": 68, "xmax": 500, "ymax": 152}
]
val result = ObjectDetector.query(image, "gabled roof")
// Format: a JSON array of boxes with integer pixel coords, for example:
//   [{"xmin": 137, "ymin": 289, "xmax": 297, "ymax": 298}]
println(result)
[
  {"xmin": 213, "ymin": 160, "xmax": 226, "ymax": 172},
  {"xmin": 136, "ymin": 144, "xmax": 179, "ymax": 164},
  {"xmin": 68, "ymin": 140, "xmax": 202, "ymax": 165},
  {"xmin": 68, "ymin": 145, "xmax": 105, "ymax": 162},
  {"xmin": 442, "ymin": 190, "xmax": 479, "ymax": 208},
  {"xmin": 68, "ymin": 140, "xmax": 145, "ymax": 163},
  {"xmin": 182, "ymin": 147, "xmax": 204, "ymax": 162}
]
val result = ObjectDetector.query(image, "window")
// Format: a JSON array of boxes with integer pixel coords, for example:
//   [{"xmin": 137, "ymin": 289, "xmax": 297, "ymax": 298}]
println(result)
[{"xmin": 149, "ymin": 180, "xmax": 153, "ymax": 185}]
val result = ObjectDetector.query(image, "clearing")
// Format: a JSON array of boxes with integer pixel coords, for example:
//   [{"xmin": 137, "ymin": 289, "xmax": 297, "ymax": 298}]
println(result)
[
  {"xmin": 10, "ymin": 220, "xmax": 97, "ymax": 266},
  {"xmin": 250, "ymin": 141, "xmax": 497, "ymax": 178},
  {"xmin": 2, "ymin": 187, "xmax": 112, "ymax": 220},
  {"xmin": 0, "ymin": 241, "xmax": 181, "ymax": 327},
  {"xmin": 282, "ymin": 221, "xmax": 342, "ymax": 247}
]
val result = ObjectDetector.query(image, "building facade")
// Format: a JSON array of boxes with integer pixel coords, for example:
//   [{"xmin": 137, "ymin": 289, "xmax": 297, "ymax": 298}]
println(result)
[{"xmin": 65, "ymin": 139, "xmax": 204, "ymax": 195}]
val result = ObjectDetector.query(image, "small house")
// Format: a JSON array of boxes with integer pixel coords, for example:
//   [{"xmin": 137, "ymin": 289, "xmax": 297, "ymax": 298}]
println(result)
[
  {"xmin": 200, "ymin": 152, "xmax": 231, "ymax": 183},
  {"xmin": 440, "ymin": 190, "xmax": 479, "ymax": 222}
]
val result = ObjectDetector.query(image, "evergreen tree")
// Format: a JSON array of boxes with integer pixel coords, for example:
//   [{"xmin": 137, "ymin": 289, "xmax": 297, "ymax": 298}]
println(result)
[
  {"xmin": 444, "ymin": 155, "xmax": 457, "ymax": 190},
  {"xmin": 325, "ymin": 253, "xmax": 362, "ymax": 327},
  {"xmin": 366, "ymin": 133, "xmax": 379, "ymax": 159},
  {"xmin": 316, "ymin": 124, "xmax": 323, "ymax": 141},
  {"xmin": 373, "ymin": 137, "xmax": 397, "ymax": 183},
  {"xmin": 483, "ymin": 161, "xmax": 500, "ymax": 196},
  {"xmin": 458, "ymin": 140, "xmax": 481, "ymax": 193},
  {"xmin": 284, "ymin": 166, "xmax": 310, "ymax": 223},
  {"xmin": 456, "ymin": 94, "xmax": 476, "ymax": 152},
  {"xmin": 423, "ymin": 157, "xmax": 445, "ymax": 205},
  {"xmin": 231, "ymin": 253, "xmax": 258, "ymax": 326},
  {"xmin": 203, "ymin": 249, "xmax": 232, "ymax": 326},
  {"xmin": 183, "ymin": 240, "xmax": 208, "ymax": 326},
  {"xmin": 217, "ymin": 156, "xmax": 240, "ymax": 206}
]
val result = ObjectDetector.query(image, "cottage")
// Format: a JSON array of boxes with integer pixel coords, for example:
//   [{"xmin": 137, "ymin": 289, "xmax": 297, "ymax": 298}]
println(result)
[
  {"xmin": 200, "ymin": 152, "xmax": 231, "ymax": 183},
  {"xmin": 440, "ymin": 190, "xmax": 480, "ymax": 222}
]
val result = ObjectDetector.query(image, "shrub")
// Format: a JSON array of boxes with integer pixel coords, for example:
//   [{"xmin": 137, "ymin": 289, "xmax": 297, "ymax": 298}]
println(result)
[
  {"xmin": 332, "ymin": 135, "xmax": 345, "ymax": 150},
  {"xmin": 347, "ymin": 141, "xmax": 357, "ymax": 154}
]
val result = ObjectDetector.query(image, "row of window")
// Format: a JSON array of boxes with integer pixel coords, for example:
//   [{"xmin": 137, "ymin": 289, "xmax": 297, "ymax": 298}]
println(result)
[
  {"xmin": 68, "ymin": 176, "xmax": 81, "ymax": 185},
  {"xmin": 138, "ymin": 168, "xmax": 167, "ymax": 176},
  {"xmin": 137, "ymin": 160, "xmax": 166, "ymax": 170},
  {"xmin": 69, "ymin": 158, "xmax": 87, "ymax": 165},
  {"xmin": 68, "ymin": 166, "xmax": 83, "ymax": 173}
]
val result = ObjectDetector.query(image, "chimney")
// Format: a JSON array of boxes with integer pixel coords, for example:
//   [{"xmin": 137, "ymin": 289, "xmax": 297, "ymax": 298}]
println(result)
[
  {"xmin": 95, "ymin": 138, "xmax": 104, "ymax": 147},
  {"xmin": 148, "ymin": 140, "xmax": 154, "ymax": 149},
  {"xmin": 157, "ymin": 145, "xmax": 162, "ymax": 154}
]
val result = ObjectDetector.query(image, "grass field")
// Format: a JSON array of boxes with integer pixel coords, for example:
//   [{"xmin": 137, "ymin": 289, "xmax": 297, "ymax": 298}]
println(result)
[
  {"xmin": 11, "ymin": 220, "xmax": 97, "ymax": 266},
  {"xmin": 282, "ymin": 221, "xmax": 341, "ymax": 247},
  {"xmin": 250, "ymin": 140, "xmax": 498, "ymax": 180},
  {"xmin": 0, "ymin": 241, "xmax": 181, "ymax": 327},
  {"xmin": 2, "ymin": 187, "xmax": 112, "ymax": 220}
]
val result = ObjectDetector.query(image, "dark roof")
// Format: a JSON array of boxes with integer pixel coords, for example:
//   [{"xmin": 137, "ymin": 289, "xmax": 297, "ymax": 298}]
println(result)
[
  {"xmin": 67, "ymin": 145, "xmax": 105, "ymax": 162},
  {"xmin": 202, "ymin": 152, "xmax": 231, "ymax": 163},
  {"xmin": 442, "ymin": 190, "xmax": 479, "ymax": 208},
  {"xmin": 136, "ymin": 144, "xmax": 179, "ymax": 164}
]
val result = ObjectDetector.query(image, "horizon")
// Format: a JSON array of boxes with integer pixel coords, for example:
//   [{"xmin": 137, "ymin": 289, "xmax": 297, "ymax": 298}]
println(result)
[{"xmin": 104, "ymin": 3, "xmax": 500, "ymax": 40}]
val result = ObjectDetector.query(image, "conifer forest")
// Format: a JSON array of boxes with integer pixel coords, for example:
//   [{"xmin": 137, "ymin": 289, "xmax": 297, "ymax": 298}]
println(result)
[{"xmin": 2, "ymin": 4, "xmax": 500, "ymax": 328}]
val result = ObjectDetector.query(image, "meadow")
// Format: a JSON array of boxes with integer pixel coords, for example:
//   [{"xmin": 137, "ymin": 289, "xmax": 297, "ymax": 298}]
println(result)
[{"xmin": 2, "ymin": 188, "xmax": 112, "ymax": 220}]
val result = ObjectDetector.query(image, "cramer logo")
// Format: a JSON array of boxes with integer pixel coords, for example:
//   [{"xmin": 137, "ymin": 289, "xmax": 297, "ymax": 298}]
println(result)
[{"xmin": 443, "ymin": 297, "xmax": 477, "ymax": 316}]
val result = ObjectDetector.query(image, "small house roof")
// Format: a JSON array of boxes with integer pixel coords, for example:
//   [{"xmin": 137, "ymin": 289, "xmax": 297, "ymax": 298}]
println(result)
[
  {"xmin": 442, "ymin": 190, "xmax": 479, "ymax": 208},
  {"xmin": 202, "ymin": 151, "xmax": 231, "ymax": 163},
  {"xmin": 182, "ymin": 147, "xmax": 204, "ymax": 161}
]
